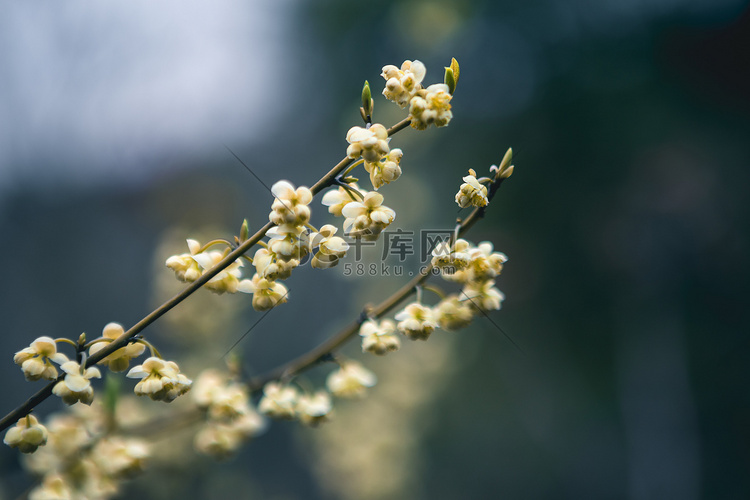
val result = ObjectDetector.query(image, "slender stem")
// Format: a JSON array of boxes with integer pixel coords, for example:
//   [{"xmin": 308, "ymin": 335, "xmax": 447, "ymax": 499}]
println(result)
[
  {"xmin": 244, "ymin": 175, "xmax": 502, "ymax": 391},
  {"xmin": 122, "ymin": 154, "xmax": 509, "ymax": 437},
  {"xmin": 0, "ymin": 117, "xmax": 412, "ymax": 433}
]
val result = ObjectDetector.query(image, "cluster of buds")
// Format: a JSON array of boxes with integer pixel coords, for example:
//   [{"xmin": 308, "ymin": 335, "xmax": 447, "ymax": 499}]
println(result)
[
  {"xmin": 381, "ymin": 58, "xmax": 457, "ymax": 131},
  {"xmin": 192, "ymin": 370, "xmax": 265, "ymax": 458},
  {"xmin": 430, "ymin": 238, "xmax": 508, "ymax": 328},
  {"xmin": 258, "ymin": 382, "xmax": 334, "ymax": 427}
]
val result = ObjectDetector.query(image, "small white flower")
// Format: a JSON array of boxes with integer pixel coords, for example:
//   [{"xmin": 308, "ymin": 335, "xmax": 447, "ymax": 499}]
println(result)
[
  {"xmin": 342, "ymin": 192, "xmax": 396, "ymax": 241},
  {"xmin": 258, "ymin": 382, "xmax": 299, "ymax": 420},
  {"xmin": 192, "ymin": 370, "xmax": 250, "ymax": 422},
  {"xmin": 296, "ymin": 391, "xmax": 333, "ymax": 427},
  {"xmin": 14, "ymin": 337, "xmax": 69, "ymax": 382},
  {"xmin": 433, "ymin": 296, "xmax": 475, "ymax": 331},
  {"xmin": 266, "ymin": 224, "xmax": 310, "ymax": 262},
  {"xmin": 3, "ymin": 415, "xmax": 48, "ymax": 454},
  {"xmin": 126, "ymin": 357, "xmax": 192, "ymax": 403},
  {"xmin": 381, "ymin": 60, "xmax": 426, "ymax": 108},
  {"xmin": 455, "ymin": 169, "xmax": 489, "ymax": 208},
  {"xmin": 464, "ymin": 242, "xmax": 508, "ymax": 283},
  {"xmin": 238, "ymin": 273, "xmax": 289, "ymax": 311},
  {"xmin": 321, "ymin": 183, "xmax": 367, "ymax": 217},
  {"xmin": 431, "ymin": 238, "xmax": 471, "ymax": 273},
  {"xmin": 461, "ymin": 281, "xmax": 505, "ymax": 312},
  {"xmin": 359, "ymin": 319, "xmax": 400, "ymax": 355},
  {"xmin": 253, "ymin": 247, "xmax": 299, "ymax": 280},
  {"xmin": 88, "ymin": 323, "xmax": 145, "ymax": 373},
  {"xmin": 269, "ymin": 180, "xmax": 313, "ymax": 226},
  {"xmin": 409, "ymin": 83, "xmax": 453, "ymax": 130},
  {"xmin": 91, "ymin": 437, "xmax": 149, "ymax": 478},
  {"xmin": 395, "ymin": 303, "xmax": 438, "ymax": 341},
  {"xmin": 326, "ymin": 362, "xmax": 377, "ymax": 398},
  {"xmin": 364, "ymin": 148, "xmax": 403, "ymax": 190},
  {"xmin": 346, "ymin": 124, "xmax": 390, "ymax": 163},
  {"xmin": 309, "ymin": 225, "xmax": 349, "ymax": 269},
  {"xmin": 166, "ymin": 239, "xmax": 248, "ymax": 294},
  {"xmin": 165, "ymin": 239, "xmax": 203, "ymax": 282},
  {"xmin": 52, "ymin": 361, "xmax": 101, "ymax": 406},
  {"xmin": 194, "ymin": 411, "xmax": 265, "ymax": 459}
]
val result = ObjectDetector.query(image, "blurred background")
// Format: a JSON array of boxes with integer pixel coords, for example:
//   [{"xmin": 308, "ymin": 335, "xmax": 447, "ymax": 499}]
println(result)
[{"xmin": 1, "ymin": 0, "xmax": 749, "ymax": 498}]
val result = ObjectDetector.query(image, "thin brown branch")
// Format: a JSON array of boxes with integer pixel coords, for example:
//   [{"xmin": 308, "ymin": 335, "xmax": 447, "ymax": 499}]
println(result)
[{"xmin": 0, "ymin": 117, "xmax": 413, "ymax": 433}]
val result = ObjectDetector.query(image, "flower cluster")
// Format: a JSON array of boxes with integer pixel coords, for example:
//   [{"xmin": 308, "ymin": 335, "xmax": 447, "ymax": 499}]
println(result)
[
  {"xmin": 455, "ymin": 168, "xmax": 489, "ymax": 208},
  {"xmin": 52, "ymin": 360, "xmax": 102, "ymax": 406},
  {"xmin": 3, "ymin": 415, "xmax": 48, "ymax": 454},
  {"xmin": 126, "ymin": 357, "xmax": 192, "ymax": 403},
  {"xmin": 341, "ymin": 192, "xmax": 396, "ymax": 241},
  {"xmin": 326, "ymin": 361, "xmax": 377, "ymax": 398},
  {"xmin": 192, "ymin": 370, "xmax": 265, "ymax": 458},
  {"xmin": 258, "ymin": 382, "xmax": 334, "ymax": 426},
  {"xmin": 381, "ymin": 60, "xmax": 426, "ymax": 108},
  {"xmin": 13, "ymin": 336, "xmax": 68, "ymax": 381},
  {"xmin": 381, "ymin": 59, "xmax": 453, "ymax": 130},
  {"xmin": 89, "ymin": 322, "xmax": 145, "ymax": 373},
  {"xmin": 166, "ymin": 238, "xmax": 251, "ymax": 294},
  {"xmin": 359, "ymin": 319, "xmax": 400, "ymax": 355},
  {"xmin": 430, "ymin": 239, "xmax": 507, "ymax": 328}
]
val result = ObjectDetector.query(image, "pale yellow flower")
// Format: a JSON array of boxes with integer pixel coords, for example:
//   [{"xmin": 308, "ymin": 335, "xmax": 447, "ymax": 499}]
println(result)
[
  {"xmin": 364, "ymin": 148, "xmax": 403, "ymax": 190},
  {"xmin": 238, "ymin": 273, "xmax": 289, "ymax": 311},
  {"xmin": 192, "ymin": 370, "xmax": 250, "ymax": 422},
  {"xmin": 433, "ymin": 296, "xmax": 474, "ymax": 331},
  {"xmin": 269, "ymin": 180, "xmax": 313, "ymax": 226},
  {"xmin": 310, "ymin": 225, "xmax": 349, "ymax": 269},
  {"xmin": 394, "ymin": 303, "xmax": 438, "ymax": 341},
  {"xmin": 463, "ymin": 242, "xmax": 508, "ymax": 283},
  {"xmin": 88, "ymin": 323, "xmax": 145, "ymax": 373},
  {"xmin": 326, "ymin": 362, "xmax": 377, "ymax": 398},
  {"xmin": 321, "ymin": 183, "xmax": 367, "ymax": 217},
  {"xmin": 52, "ymin": 361, "xmax": 101, "ymax": 406},
  {"xmin": 341, "ymin": 192, "xmax": 396, "ymax": 241},
  {"xmin": 381, "ymin": 60, "xmax": 426, "ymax": 108},
  {"xmin": 266, "ymin": 223, "xmax": 310, "ymax": 262},
  {"xmin": 258, "ymin": 382, "xmax": 299, "ymax": 420},
  {"xmin": 194, "ymin": 411, "xmax": 265, "ymax": 459},
  {"xmin": 126, "ymin": 357, "xmax": 192, "ymax": 403},
  {"xmin": 296, "ymin": 391, "xmax": 333, "ymax": 427},
  {"xmin": 13, "ymin": 336, "xmax": 69, "ymax": 381},
  {"xmin": 91, "ymin": 437, "xmax": 149, "ymax": 478},
  {"xmin": 253, "ymin": 247, "xmax": 298, "ymax": 280},
  {"xmin": 359, "ymin": 319, "xmax": 400, "ymax": 355},
  {"xmin": 461, "ymin": 281, "xmax": 505, "ymax": 312},
  {"xmin": 409, "ymin": 83, "xmax": 453, "ymax": 130},
  {"xmin": 455, "ymin": 170, "xmax": 489, "ymax": 208},
  {"xmin": 346, "ymin": 124, "xmax": 390, "ymax": 163},
  {"xmin": 165, "ymin": 238, "xmax": 203, "ymax": 282},
  {"xmin": 3, "ymin": 415, "xmax": 48, "ymax": 454},
  {"xmin": 431, "ymin": 238, "xmax": 471, "ymax": 273},
  {"xmin": 166, "ymin": 239, "xmax": 249, "ymax": 294}
]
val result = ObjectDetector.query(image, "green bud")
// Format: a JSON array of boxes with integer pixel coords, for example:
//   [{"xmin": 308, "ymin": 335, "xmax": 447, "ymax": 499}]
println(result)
[
  {"xmin": 444, "ymin": 67, "xmax": 456, "ymax": 95},
  {"xmin": 78, "ymin": 332, "xmax": 86, "ymax": 346},
  {"xmin": 240, "ymin": 219, "xmax": 249, "ymax": 242},
  {"xmin": 361, "ymin": 80, "xmax": 373, "ymax": 118},
  {"xmin": 450, "ymin": 57, "xmax": 460, "ymax": 83}
]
